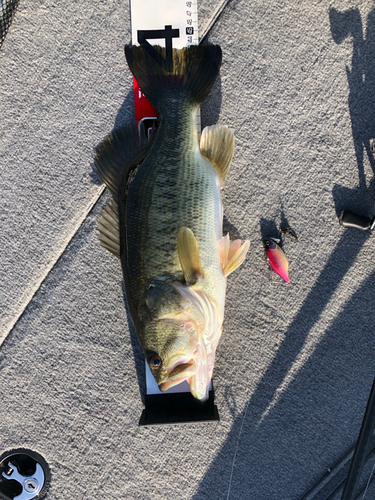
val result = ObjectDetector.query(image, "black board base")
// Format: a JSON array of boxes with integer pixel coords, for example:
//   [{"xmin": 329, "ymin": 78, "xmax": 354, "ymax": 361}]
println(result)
[{"xmin": 139, "ymin": 390, "xmax": 219, "ymax": 426}]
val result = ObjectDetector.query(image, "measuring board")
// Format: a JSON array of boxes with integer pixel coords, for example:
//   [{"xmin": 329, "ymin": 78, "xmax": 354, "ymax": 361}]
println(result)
[
  {"xmin": 130, "ymin": 0, "xmax": 200, "ymax": 141},
  {"xmin": 129, "ymin": 0, "xmax": 219, "ymax": 425}
]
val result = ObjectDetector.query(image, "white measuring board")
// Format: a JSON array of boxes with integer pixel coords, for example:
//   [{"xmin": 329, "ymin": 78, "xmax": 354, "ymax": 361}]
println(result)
[
  {"xmin": 130, "ymin": 0, "xmax": 198, "ymax": 48},
  {"xmin": 130, "ymin": 0, "xmax": 201, "ymax": 140},
  {"xmin": 129, "ymin": 0, "xmax": 201, "ymax": 396}
]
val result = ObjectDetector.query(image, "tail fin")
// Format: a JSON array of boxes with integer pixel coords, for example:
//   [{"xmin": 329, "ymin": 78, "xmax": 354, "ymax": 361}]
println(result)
[{"xmin": 125, "ymin": 44, "xmax": 222, "ymax": 109}]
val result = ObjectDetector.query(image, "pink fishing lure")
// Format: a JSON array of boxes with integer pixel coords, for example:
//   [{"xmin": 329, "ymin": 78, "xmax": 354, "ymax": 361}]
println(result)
[{"xmin": 264, "ymin": 238, "xmax": 290, "ymax": 283}]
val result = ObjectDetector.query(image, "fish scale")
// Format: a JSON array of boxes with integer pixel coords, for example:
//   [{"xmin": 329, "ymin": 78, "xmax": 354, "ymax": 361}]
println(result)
[{"xmin": 126, "ymin": 104, "xmax": 225, "ymax": 313}]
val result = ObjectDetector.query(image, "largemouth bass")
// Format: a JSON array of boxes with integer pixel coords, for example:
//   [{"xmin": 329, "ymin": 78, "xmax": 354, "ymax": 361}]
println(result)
[{"xmin": 95, "ymin": 43, "xmax": 250, "ymax": 402}]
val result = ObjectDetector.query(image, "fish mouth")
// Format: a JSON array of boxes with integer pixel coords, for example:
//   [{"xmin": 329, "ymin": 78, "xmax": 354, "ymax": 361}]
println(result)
[{"xmin": 158, "ymin": 360, "xmax": 196, "ymax": 392}]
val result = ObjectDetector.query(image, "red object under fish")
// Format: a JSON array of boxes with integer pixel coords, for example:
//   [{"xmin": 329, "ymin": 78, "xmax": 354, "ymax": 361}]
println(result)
[{"xmin": 264, "ymin": 238, "xmax": 290, "ymax": 283}]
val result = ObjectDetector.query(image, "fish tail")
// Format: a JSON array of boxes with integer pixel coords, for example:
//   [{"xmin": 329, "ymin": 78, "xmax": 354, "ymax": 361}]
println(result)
[{"xmin": 124, "ymin": 44, "xmax": 222, "ymax": 110}]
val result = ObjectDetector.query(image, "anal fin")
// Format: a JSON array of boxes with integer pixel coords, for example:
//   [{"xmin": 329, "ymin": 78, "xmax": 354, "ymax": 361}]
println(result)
[
  {"xmin": 177, "ymin": 227, "xmax": 205, "ymax": 285},
  {"xmin": 200, "ymin": 125, "xmax": 234, "ymax": 186},
  {"xmin": 96, "ymin": 199, "xmax": 120, "ymax": 258},
  {"xmin": 219, "ymin": 234, "xmax": 250, "ymax": 278}
]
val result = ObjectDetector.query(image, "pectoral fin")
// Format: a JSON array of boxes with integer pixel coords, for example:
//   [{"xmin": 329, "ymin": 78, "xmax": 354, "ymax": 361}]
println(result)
[
  {"xmin": 219, "ymin": 234, "xmax": 250, "ymax": 278},
  {"xmin": 96, "ymin": 199, "xmax": 120, "ymax": 258},
  {"xmin": 177, "ymin": 227, "xmax": 205, "ymax": 285},
  {"xmin": 200, "ymin": 125, "xmax": 234, "ymax": 186}
]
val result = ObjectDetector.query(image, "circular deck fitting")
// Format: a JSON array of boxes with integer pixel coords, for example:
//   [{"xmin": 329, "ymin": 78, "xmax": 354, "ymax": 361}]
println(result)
[{"xmin": 0, "ymin": 449, "xmax": 50, "ymax": 500}]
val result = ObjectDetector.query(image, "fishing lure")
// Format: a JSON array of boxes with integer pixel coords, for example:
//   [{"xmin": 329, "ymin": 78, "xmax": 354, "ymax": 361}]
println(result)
[{"xmin": 264, "ymin": 237, "xmax": 290, "ymax": 283}]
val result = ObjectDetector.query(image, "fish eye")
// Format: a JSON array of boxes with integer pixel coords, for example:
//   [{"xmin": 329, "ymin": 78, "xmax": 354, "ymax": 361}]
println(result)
[{"xmin": 150, "ymin": 355, "xmax": 162, "ymax": 369}]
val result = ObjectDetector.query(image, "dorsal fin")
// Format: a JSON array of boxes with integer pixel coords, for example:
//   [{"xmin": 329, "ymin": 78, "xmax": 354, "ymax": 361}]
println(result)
[
  {"xmin": 94, "ymin": 125, "xmax": 138, "ymax": 259},
  {"xmin": 200, "ymin": 125, "xmax": 234, "ymax": 186},
  {"xmin": 97, "ymin": 199, "xmax": 120, "ymax": 258},
  {"xmin": 94, "ymin": 123, "xmax": 156, "ymax": 259},
  {"xmin": 94, "ymin": 124, "xmax": 140, "ymax": 199},
  {"xmin": 177, "ymin": 227, "xmax": 205, "ymax": 285},
  {"xmin": 219, "ymin": 234, "xmax": 250, "ymax": 278}
]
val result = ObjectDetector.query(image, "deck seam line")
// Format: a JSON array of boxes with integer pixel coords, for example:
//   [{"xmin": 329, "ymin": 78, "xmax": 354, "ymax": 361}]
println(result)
[
  {"xmin": 199, "ymin": 0, "xmax": 233, "ymax": 43},
  {"xmin": 0, "ymin": 185, "xmax": 105, "ymax": 347}
]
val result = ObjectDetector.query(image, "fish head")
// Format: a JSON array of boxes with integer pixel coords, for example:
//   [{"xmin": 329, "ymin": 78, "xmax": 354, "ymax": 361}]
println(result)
[
  {"xmin": 143, "ymin": 319, "xmax": 199, "ymax": 391},
  {"xmin": 141, "ymin": 281, "xmax": 223, "ymax": 402},
  {"xmin": 263, "ymin": 238, "xmax": 278, "ymax": 251}
]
